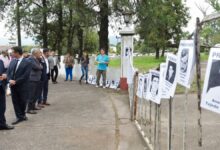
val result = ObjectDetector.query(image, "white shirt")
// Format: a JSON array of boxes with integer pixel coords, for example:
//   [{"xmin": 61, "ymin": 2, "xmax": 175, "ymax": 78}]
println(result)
[
  {"xmin": 0, "ymin": 55, "xmax": 11, "ymax": 69},
  {"xmin": 16, "ymin": 57, "xmax": 23, "ymax": 72},
  {"xmin": 53, "ymin": 57, "xmax": 56, "ymax": 65},
  {"xmin": 43, "ymin": 56, "xmax": 49, "ymax": 74}
]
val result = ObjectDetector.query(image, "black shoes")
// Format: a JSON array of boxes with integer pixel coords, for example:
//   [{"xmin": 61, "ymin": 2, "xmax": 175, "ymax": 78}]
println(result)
[
  {"xmin": 27, "ymin": 110, "xmax": 37, "ymax": 114},
  {"xmin": 12, "ymin": 117, "xmax": 28, "ymax": 125},
  {"xmin": 0, "ymin": 124, "xmax": 14, "ymax": 130}
]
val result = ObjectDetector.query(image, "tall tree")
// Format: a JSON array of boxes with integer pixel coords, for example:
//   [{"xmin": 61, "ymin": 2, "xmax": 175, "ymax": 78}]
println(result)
[
  {"xmin": 98, "ymin": 0, "xmax": 109, "ymax": 54},
  {"xmin": 136, "ymin": 0, "xmax": 189, "ymax": 59},
  {"xmin": 16, "ymin": 0, "xmax": 21, "ymax": 46}
]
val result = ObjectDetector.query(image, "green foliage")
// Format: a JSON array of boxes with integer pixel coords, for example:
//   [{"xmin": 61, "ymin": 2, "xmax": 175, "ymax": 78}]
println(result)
[
  {"xmin": 136, "ymin": 0, "xmax": 190, "ymax": 58},
  {"xmin": 84, "ymin": 29, "xmax": 99, "ymax": 53}
]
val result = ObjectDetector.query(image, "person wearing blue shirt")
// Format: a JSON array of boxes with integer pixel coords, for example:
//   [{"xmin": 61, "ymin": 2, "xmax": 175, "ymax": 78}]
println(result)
[{"xmin": 95, "ymin": 48, "xmax": 109, "ymax": 88}]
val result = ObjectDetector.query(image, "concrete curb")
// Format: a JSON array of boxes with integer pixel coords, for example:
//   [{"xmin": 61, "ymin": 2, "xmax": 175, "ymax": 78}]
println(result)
[{"xmin": 135, "ymin": 120, "xmax": 154, "ymax": 150}]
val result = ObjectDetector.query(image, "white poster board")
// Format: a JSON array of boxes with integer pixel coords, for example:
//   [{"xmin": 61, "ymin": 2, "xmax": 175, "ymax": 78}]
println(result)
[
  {"xmin": 177, "ymin": 40, "xmax": 196, "ymax": 88},
  {"xmin": 201, "ymin": 48, "xmax": 220, "ymax": 113},
  {"xmin": 164, "ymin": 54, "xmax": 178, "ymax": 97},
  {"xmin": 136, "ymin": 74, "xmax": 144, "ymax": 98},
  {"xmin": 160, "ymin": 63, "xmax": 170, "ymax": 99},
  {"xmin": 143, "ymin": 74, "xmax": 150, "ymax": 100},
  {"xmin": 148, "ymin": 70, "xmax": 161, "ymax": 104},
  {"xmin": 127, "ymin": 55, "xmax": 135, "ymax": 84}
]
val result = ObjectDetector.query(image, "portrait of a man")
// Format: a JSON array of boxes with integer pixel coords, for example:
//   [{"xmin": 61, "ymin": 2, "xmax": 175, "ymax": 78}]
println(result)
[
  {"xmin": 180, "ymin": 48, "xmax": 189, "ymax": 73},
  {"xmin": 150, "ymin": 75, "xmax": 159, "ymax": 97},
  {"xmin": 166, "ymin": 61, "xmax": 176, "ymax": 84},
  {"xmin": 207, "ymin": 60, "xmax": 220, "ymax": 92},
  {"xmin": 143, "ymin": 77, "xmax": 148, "ymax": 93}
]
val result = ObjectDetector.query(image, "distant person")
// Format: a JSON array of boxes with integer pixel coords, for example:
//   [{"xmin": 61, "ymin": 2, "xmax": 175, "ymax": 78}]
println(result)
[
  {"xmin": 166, "ymin": 62, "xmax": 176, "ymax": 84},
  {"xmin": 150, "ymin": 75, "xmax": 159, "ymax": 97},
  {"xmin": 0, "ymin": 49, "xmax": 11, "ymax": 71},
  {"xmin": 40, "ymin": 48, "xmax": 51, "ymax": 106},
  {"xmin": 79, "ymin": 52, "xmax": 89, "ymax": 84},
  {"xmin": 0, "ymin": 59, "xmax": 14, "ymax": 130},
  {"xmin": 63, "ymin": 52, "xmax": 74, "ymax": 81},
  {"xmin": 180, "ymin": 48, "xmax": 189, "ymax": 73},
  {"xmin": 27, "ymin": 48, "xmax": 43, "ymax": 114},
  {"xmin": 95, "ymin": 48, "xmax": 109, "ymax": 88},
  {"xmin": 7, "ymin": 46, "xmax": 32, "ymax": 125},
  {"xmin": 48, "ymin": 51, "xmax": 60, "ymax": 84}
]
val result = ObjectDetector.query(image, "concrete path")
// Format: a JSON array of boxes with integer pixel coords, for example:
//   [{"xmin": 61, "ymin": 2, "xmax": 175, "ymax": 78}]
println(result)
[{"xmin": 0, "ymin": 79, "xmax": 146, "ymax": 150}]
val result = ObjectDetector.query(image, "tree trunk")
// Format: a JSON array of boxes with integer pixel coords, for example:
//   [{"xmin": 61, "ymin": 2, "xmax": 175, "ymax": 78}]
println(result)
[
  {"xmin": 99, "ymin": 0, "xmax": 109, "ymax": 55},
  {"xmin": 57, "ymin": 0, "xmax": 63, "ymax": 56},
  {"xmin": 155, "ymin": 47, "xmax": 160, "ymax": 59},
  {"xmin": 77, "ymin": 27, "xmax": 83, "ymax": 58},
  {"xmin": 67, "ymin": 8, "xmax": 74, "ymax": 55},
  {"xmin": 16, "ymin": 0, "xmax": 21, "ymax": 46},
  {"xmin": 42, "ymin": 0, "xmax": 48, "ymax": 48},
  {"xmin": 161, "ymin": 46, "xmax": 165, "ymax": 57}
]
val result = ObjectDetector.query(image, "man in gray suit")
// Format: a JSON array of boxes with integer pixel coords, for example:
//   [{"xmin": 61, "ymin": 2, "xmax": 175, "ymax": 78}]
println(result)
[
  {"xmin": 27, "ymin": 48, "xmax": 43, "ymax": 114},
  {"xmin": 48, "ymin": 51, "xmax": 60, "ymax": 84}
]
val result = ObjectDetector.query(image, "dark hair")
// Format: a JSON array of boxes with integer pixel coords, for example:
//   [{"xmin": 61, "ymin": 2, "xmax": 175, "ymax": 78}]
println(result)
[
  {"xmin": 100, "ymin": 48, "xmax": 105, "ymax": 52},
  {"xmin": 11, "ymin": 46, "xmax": 23, "ymax": 55},
  {"xmin": 42, "ymin": 48, "xmax": 49, "ymax": 53}
]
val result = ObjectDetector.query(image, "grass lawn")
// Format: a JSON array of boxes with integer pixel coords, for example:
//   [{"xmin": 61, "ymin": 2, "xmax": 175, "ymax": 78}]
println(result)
[
  {"xmin": 109, "ymin": 55, "xmax": 165, "ymax": 72},
  {"xmin": 109, "ymin": 53, "xmax": 209, "ymax": 72}
]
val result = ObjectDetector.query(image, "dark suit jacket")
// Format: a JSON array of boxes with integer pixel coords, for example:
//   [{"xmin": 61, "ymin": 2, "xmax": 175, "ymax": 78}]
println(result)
[
  {"xmin": 7, "ymin": 58, "xmax": 32, "ymax": 89},
  {"xmin": 0, "ymin": 60, "xmax": 7, "ymax": 89},
  {"xmin": 39, "ymin": 57, "xmax": 50, "ymax": 81},
  {"xmin": 28, "ymin": 56, "xmax": 43, "ymax": 81}
]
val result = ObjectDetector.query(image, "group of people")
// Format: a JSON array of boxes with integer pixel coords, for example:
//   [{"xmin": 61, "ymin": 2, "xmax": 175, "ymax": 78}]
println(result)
[
  {"xmin": 0, "ymin": 47, "xmax": 110, "ymax": 130},
  {"xmin": 0, "ymin": 46, "xmax": 59, "ymax": 130}
]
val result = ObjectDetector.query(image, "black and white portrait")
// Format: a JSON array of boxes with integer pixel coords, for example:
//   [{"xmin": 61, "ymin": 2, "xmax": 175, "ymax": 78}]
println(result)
[
  {"xmin": 137, "ymin": 75, "xmax": 144, "ymax": 98},
  {"xmin": 207, "ymin": 60, "xmax": 220, "ymax": 92},
  {"xmin": 180, "ymin": 48, "xmax": 189, "ymax": 73},
  {"xmin": 201, "ymin": 48, "xmax": 220, "ymax": 114},
  {"xmin": 177, "ymin": 40, "xmax": 195, "ymax": 88},
  {"xmin": 125, "ymin": 47, "xmax": 132, "ymax": 57},
  {"xmin": 150, "ymin": 75, "xmax": 159, "ymax": 97},
  {"xmin": 165, "ymin": 61, "xmax": 176, "ymax": 84}
]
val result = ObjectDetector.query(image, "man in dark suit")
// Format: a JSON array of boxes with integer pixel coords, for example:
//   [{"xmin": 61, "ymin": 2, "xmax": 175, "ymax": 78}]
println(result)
[
  {"xmin": 40, "ymin": 48, "xmax": 50, "ymax": 106},
  {"xmin": 0, "ymin": 60, "xmax": 14, "ymax": 130},
  {"xmin": 7, "ymin": 46, "xmax": 32, "ymax": 125}
]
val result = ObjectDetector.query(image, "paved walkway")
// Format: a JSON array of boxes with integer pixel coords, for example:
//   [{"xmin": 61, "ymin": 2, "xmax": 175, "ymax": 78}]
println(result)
[{"xmin": 0, "ymin": 79, "xmax": 146, "ymax": 150}]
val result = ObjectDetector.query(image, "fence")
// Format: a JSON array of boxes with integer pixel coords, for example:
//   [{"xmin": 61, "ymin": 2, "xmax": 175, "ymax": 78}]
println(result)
[{"xmin": 128, "ymin": 69, "xmax": 220, "ymax": 150}]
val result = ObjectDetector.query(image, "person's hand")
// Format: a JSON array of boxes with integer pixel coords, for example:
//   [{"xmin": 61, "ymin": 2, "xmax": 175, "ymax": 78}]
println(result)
[
  {"xmin": 2, "ymin": 74, "xmax": 7, "ymax": 79},
  {"xmin": 9, "ymin": 80, "xmax": 16, "ymax": 86},
  {"xmin": 0, "ymin": 74, "xmax": 7, "ymax": 81}
]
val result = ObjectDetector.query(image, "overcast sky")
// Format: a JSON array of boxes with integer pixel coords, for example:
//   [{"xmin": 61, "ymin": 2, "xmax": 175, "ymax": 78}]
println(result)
[{"xmin": 0, "ymin": 0, "xmax": 215, "ymax": 45}]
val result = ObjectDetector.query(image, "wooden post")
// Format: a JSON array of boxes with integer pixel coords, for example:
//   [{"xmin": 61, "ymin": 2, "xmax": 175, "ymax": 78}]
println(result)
[
  {"xmin": 158, "ymin": 104, "xmax": 161, "ymax": 150},
  {"xmin": 154, "ymin": 104, "xmax": 158, "ymax": 150},
  {"xmin": 133, "ymin": 72, "xmax": 139, "ymax": 120},
  {"xmin": 149, "ymin": 101, "xmax": 152, "ymax": 143},
  {"xmin": 183, "ymin": 88, "xmax": 188, "ymax": 150},
  {"xmin": 168, "ymin": 97, "xmax": 173, "ymax": 150},
  {"xmin": 195, "ymin": 17, "xmax": 203, "ymax": 147}
]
